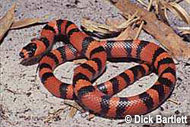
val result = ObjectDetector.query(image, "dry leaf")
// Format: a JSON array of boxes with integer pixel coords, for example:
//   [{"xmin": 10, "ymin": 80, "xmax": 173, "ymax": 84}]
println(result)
[
  {"xmin": 169, "ymin": 2, "xmax": 190, "ymax": 24},
  {"xmin": 115, "ymin": 26, "xmax": 137, "ymax": 40},
  {"xmin": 153, "ymin": 0, "xmax": 159, "ymax": 14},
  {"xmin": 157, "ymin": 2, "xmax": 169, "ymax": 24},
  {"xmin": 11, "ymin": 18, "xmax": 41, "ymax": 29},
  {"xmin": 164, "ymin": 8, "xmax": 169, "ymax": 22},
  {"xmin": 106, "ymin": 18, "xmax": 123, "ymax": 28},
  {"xmin": 0, "ymin": 3, "xmax": 15, "ymax": 41},
  {"xmin": 117, "ymin": 12, "xmax": 139, "ymax": 29},
  {"xmin": 106, "ymin": 14, "xmax": 139, "ymax": 30},
  {"xmin": 162, "ymin": 1, "xmax": 190, "ymax": 24},
  {"xmin": 161, "ymin": 1, "xmax": 180, "ymax": 20},
  {"xmin": 82, "ymin": 14, "xmax": 139, "ymax": 39},
  {"xmin": 81, "ymin": 18, "xmax": 119, "ymax": 34},
  {"xmin": 115, "ymin": 28, "xmax": 130, "ymax": 40}
]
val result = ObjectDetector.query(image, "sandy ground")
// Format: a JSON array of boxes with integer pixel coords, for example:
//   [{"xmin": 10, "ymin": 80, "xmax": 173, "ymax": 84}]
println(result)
[{"xmin": 0, "ymin": 0, "xmax": 190, "ymax": 127}]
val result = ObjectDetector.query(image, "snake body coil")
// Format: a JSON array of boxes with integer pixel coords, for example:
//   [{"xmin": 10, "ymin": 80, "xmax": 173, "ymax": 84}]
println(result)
[{"xmin": 20, "ymin": 19, "xmax": 176, "ymax": 118}]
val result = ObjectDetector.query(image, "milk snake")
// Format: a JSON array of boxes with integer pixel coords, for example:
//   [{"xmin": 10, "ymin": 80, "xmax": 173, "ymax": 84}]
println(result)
[{"xmin": 19, "ymin": 19, "xmax": 176, "ymax": 118}]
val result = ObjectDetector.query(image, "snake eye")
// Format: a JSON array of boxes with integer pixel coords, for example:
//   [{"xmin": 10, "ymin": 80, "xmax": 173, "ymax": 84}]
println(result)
[
  {"xmin": 26, "ymin": 43, "xmax": 37, "ymax": 57},
  {"xmin": 27, "ymin": 43, "xmax": 37, "ymax": 56}
]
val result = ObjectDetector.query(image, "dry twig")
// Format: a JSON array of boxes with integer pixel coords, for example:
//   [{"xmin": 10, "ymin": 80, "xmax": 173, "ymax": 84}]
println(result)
[
  {"xmin": 0, "ymin": 3, "xmax": 15, "ymax": 41},
  {"xmin": 134, "ymin": 0, "xmax": 153, "ymax": 39},
  {"xmin": 64, "ymin": 100, "xmax": 84, "ymax": 118},
  {"xmin": 11, "ymin": 18, "xmax": 41, "ymax": 29},
  {"xmin": 168, "ymin": 98, "xmax": 181, "ymax": 105},
  {"xmin": 44, "ymin": 107, "xmax": 68, "ymax": 123}
]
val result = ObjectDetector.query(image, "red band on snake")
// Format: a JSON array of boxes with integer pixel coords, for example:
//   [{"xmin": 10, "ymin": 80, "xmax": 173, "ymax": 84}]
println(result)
[{"xmin": 19, "ymin": 19, "xmax": 176, "ymax": 118}]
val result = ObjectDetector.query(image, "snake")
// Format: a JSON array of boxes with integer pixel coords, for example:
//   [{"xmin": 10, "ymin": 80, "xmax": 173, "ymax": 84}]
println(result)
[{"xmin": 19, "ymin": 19, "xmax": 176, "ymax": 118}]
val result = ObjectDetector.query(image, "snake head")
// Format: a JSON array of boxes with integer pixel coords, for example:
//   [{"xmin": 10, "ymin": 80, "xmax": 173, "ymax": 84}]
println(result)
[{"xmin": 19, "ymin": 40, "xmax": 37, "ymax": 59}]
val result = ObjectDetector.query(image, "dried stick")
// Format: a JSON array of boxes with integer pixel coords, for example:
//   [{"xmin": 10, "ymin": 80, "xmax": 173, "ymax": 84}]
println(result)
[{"xmin": 110, "ymin": 0, "xmax": 190, "ymax": 60}]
